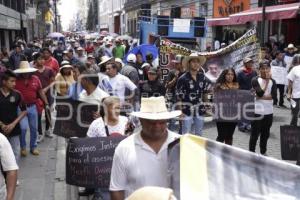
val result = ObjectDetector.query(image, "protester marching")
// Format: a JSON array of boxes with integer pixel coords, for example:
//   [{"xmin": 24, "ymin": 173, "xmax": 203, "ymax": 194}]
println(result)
[{"xmin": 0, "ymin": 26, "xmax": 300, "ymax": 200}]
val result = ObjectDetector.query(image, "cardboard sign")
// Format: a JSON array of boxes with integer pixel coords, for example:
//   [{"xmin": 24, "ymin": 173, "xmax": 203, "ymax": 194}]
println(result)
[
  {"xmin": 280, "ymin": 126, "xmax": 300, "ymax": 160},
  {"xmin": 53, "ymin": 99, "xmax": 99, "ymax": 138},
  {"xmin": 66, "ymin": 136, "xmax": 126, "ymax": 188},
  {"xmin": 213, "ymin": 90, "xmax": 254, "ymax": 122},
  {"xmin": 271, "ymin": 66, "xmax": 287, "ymax": 85}
]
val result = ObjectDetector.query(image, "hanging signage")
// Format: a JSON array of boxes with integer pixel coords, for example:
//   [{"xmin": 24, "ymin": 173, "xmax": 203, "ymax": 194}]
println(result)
[{"xmin": 213, "ymin": 0, "xmax": 250, "ymax": 18}]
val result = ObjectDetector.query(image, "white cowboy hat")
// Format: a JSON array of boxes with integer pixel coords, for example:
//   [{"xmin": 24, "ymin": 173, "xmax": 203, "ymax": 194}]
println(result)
[
  {"xmin": 14, "ymin": 61, "xmax": 37, "ymax": 74},
  {"xmin": 127, "ymin": 187, "xmax": 175, "ymax": 200},
  {"xmin": 115, "ymin": 58, "xmax": 125, "ymax": 68},
  {"xmin": 182, "ymin": 53, "xmax": 206, "ymax": 69},
  {"xmin": 284, "ymin": 43, "xmax": 298, "ymax": 52},
  {"xmin": 98, "ymin": 56, "xmax": 113, "ymax": 66},
  {"xmin": 60, "ymin": 64, "xmax": 73, "ymax": 71},
  {"xmin": 131, "ymin": 96, "xmax": 181, "ymax": 120}
]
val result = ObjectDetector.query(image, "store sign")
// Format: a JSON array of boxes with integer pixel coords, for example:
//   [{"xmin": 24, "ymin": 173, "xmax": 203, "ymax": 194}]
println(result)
[{"xmin": 213, "ymin": 0, "xmax": 250, "ymax": 18}]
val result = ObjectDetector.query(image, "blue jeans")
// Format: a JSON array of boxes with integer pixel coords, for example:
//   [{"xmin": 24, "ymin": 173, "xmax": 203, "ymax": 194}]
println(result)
[
  {"xmin": 19, "ymin": 105, "xmax": 38, "ymax": 150},
  {"xmin": 8, "ymin": 136, "xmax": 20, "ymax": 165},
  {"xmin": 182, "ymin": 115, "xmax": 204, "ymax": 136}
]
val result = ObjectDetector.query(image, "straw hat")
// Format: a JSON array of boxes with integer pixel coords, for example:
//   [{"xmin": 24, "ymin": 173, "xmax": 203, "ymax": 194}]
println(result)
[
  {"xmin": 60, "ymin": 64, "xmax": 73, "ymax": 71},
  {"xmin": 131, "ymin": 96, "xmax": 181, "ymax": 120},
  {"xmin": 182, "ymin": 53, "xmax": 206, "ymax": 69},
  {"xmin": 115, "ymin": 58, "xmax": 124, "ymax": 68},
  {"xmin": 284, "ymin": 44, "xmax": 298, "ymax": 52},
  {"xmin": 98, "ymin": 56, "xmax": 113, "ymax": 66},
  {"xmin": 127, "ymin": 187, "xmax": 175, "ymax": 200},
  {"xmin": 14, "ymin": 61, "xmax": 37, "ymax": 74}
]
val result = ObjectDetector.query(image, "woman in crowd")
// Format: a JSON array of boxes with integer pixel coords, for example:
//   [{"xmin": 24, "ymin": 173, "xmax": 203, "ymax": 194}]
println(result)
[
  {"xmin": 86, "ymin": 96, "xmax": 128, "ymax": 200},
  {"xmin": 214, "ymin": 68, "xmax": 239, "ymax": 145},
  {"xmin": 54, "ymin": 64, "xmax": 75, "ymax": 96}
]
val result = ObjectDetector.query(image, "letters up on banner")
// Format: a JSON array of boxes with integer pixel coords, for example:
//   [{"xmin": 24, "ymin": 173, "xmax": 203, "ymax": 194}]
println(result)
[
  {"xmin": 53, "ymin": 99, "xmax": 99, "ymax": 138},
  {"xmin": 213, "ymin": 90, "xmax": 254, "ymax": 122},
  {"xmin": 280, "ymin": 126, "xmax": 300, "ymax": 161},
  {"xmin": 66, "ymin": 136, "xmax": 126, "ymax": 188}
]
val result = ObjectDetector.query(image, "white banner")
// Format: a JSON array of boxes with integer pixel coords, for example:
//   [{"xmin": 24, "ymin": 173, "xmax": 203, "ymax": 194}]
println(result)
[
  {"xmin": 173, "ymin": 19, "xmax": 190, "ymax": 33},
  {"xmin": 271, "ymin": 66, "xmax": 288, "ymax": 85}
]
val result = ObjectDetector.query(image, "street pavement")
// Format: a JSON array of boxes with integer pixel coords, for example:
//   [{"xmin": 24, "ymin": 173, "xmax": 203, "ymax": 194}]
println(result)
[{"xmin": 14, "ymin": 105, "xmax": 295, "ymax": 200}]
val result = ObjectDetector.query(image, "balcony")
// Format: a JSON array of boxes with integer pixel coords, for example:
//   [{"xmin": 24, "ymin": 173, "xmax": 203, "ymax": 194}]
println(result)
[{"xmin": 124, "ymin": 0, "xmax": 151, "ymax": 11}]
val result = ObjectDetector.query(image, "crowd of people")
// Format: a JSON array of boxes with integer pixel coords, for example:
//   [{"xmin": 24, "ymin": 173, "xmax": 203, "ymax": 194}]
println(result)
[{"xmin": 0, "ymin": 34, "xmax": 299, "ymax": 200}]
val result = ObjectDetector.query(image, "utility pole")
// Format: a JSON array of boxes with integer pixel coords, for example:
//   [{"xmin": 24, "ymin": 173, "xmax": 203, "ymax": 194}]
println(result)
[
  {"xmin": 20, "ymin": 0, "xmax": 24, "ymax": 40},
  {"xmin": 54, "ymin": 0, "xmax": 58, "ymax": 32},
  {"xmin": 261, "ymin": 0, "xmax": 266, "ymax": 47}
]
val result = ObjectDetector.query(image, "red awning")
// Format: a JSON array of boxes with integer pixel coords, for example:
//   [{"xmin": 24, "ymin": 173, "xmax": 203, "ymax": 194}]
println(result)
[{"xmin": 208, "ymin": 2, "xmax": 300, "ymax": 26}]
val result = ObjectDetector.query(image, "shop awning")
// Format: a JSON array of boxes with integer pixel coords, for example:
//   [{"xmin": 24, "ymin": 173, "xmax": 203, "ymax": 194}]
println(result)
[
  {"xmin": 207, "ymin": 2, "xmax": 300, "ymax": 26},
  {"xmin": 230, "ymin": 2, "xmax": 300, "ymax": 24}
]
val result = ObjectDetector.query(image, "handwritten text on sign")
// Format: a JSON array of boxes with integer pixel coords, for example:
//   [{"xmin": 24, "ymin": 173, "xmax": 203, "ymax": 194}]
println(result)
[
  {"xmin": 213, "ymin": 90, "xmax": 254, "ymax": 122},
  {"xmin": 66, "ymin": 136, "xmax": 126, "ymax": 188},
  {"xmin": 280, "ymin": 126, "xmax": 300, "ymax": 161}
]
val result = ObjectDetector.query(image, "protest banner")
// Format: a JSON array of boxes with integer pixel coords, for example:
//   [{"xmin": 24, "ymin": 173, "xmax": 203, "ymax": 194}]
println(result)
[
  {"xmin": 168, "ymin": 134, "xmax": 300, "ymax": 200},
  {"xmin": 53, "ymin": 99, "xmax": 98, "ymax": 138},
  {"xmin": 213, "ymin": 90, "xmax": 254, "ymax": 122},
  {"xmin": 66, "ymin": 136, "xmax": 126, "ymax": 188},
  {"xmin": 271, "ymin": 66, "xmax": 287, "ymax": 85},
  {"xmin": 280, "ymin": 125, "xmax": 300, "ymax": 160},
  {"xmin": 158, "ymin": 28, "xmax": 259, "ymax": 80}
]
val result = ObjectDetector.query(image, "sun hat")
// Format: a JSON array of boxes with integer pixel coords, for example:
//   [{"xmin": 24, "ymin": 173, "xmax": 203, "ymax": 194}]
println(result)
[
  {"xmin": 14, "ymin": 61, "xmax": 38, "ymax": 74},
  {"xmin": 115, "ymin": 58, "xmax": 125, "ymax": 67},
  {"xmin": 127, "ymin": 53, "xmax": 137, "ymax": 63},
  {"xmin": 182, "ymin": 53, "xmax": 206, "ymax": 69},
  {"xmin": 243, "ymin": 57, "xmax": 253, "ymax": 64},
  {"xmin": 131, "ymin": 96, "xmax": 181, "ymax": 120},
  {"xmin": 284, "ymin": 44, "xmax": 298, "ymax": 52},
  {"xmin": 127, "ymin": 187, "xmax": 176, "ymax": 200},
  {"xmin": 60, "ymin": 64, "xmax": 73, "ymax": 71},
  {"xmin": 148, "ymin": 67, "xmax": 157, "ymax": 74},
  {"xmin": 172, "ymin": 54, "xmax": 184, "ymax": 63},
  {"xmin": 98, "ymin": 56, "xmax": 113, "ymax": 66}
]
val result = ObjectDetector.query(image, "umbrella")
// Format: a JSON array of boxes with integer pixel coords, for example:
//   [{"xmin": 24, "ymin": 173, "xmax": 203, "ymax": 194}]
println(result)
[
  {"xmin": 124, "ymin": 44, "xmax": 158, "ymax": 63},
  {"xmin": 47, "ymin": 32, "xmax": 64, "ymax": 38}
]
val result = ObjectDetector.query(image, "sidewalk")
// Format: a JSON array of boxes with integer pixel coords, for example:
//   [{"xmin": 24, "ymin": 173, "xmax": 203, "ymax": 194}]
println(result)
[{"xmin": 15, "ymin": 135, "xmax": 57, "ymax": 200}]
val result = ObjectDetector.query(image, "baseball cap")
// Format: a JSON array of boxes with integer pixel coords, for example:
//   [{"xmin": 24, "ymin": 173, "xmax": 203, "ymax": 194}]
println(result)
[{"xmin": 243, "ymin": 57, "xmax": 253, "ymax": 64}]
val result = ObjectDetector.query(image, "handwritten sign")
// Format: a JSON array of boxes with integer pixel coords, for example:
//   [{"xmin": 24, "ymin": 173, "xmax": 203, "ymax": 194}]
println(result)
[
  {"xmin": 271, "ymin": 66, "xmax": 287, "ymax": 85},
  {"xmin": 213, "ymin": 90, "xmax": 254, "ymax": 122},
  {"xmin": 53, "ymin": 99, "xmax": 99, "ymax": 138},
  {"xmin": 66, "ymin": 136, "xmax": 126, "ymax": 188},
  {"xmin": 280, "ymin": 126, "xmax": 300, "ymax": 160}
]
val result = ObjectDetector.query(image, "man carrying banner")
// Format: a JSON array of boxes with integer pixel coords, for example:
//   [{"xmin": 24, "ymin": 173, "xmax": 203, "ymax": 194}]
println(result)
[
  {"xmin": 237, "ymin": 57, "xmax": 257, "ymax": 132},
  {"xmin": 176, "ymin": 53, "xmax": 210, "ymax": 136},
  {"xmin": 110, "ymin": 96, "xmax": 181, "ymax": 200},
  {"xmin": 249, "ymin": 60, "xmax": 276, "ymax": 155}
]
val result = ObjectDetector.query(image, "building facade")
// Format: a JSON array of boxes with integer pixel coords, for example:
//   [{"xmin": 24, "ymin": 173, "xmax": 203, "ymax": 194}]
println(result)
[
  {"xmin": 98, "ymin": 0, "xmax": 126, "ymax": 34},
  {"xmin": 0, "ymin": 0, "xmax": 28, "ymax": 49}
]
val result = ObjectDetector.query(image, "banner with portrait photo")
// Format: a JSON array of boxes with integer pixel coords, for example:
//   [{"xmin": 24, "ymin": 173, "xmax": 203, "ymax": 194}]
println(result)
[{"xmin": 158, "ymin": 28, "xmax": 260, "ymax": 82}]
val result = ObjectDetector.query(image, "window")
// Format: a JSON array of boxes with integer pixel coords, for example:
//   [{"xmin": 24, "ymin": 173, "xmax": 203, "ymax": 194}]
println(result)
[{"xmin": 4, "ymin": 0, "xmax": 10, "ymax": 7}]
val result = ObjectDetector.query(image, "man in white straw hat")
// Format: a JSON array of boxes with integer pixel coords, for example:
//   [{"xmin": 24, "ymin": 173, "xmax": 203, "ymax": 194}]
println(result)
[
  {"xmin": 284, "ymin": 43, "xmax": 298, "ymax": 69},
  {"xmin": 14, "ymin": 61, "xmax": 50, "ymax": 156},
  {"xmin": 176, "ymin": 53, "xmax": 209, "ymax": 136},
  {"xmin": 110, "ymin": 96, "xmax": 181, "ymax": 200}
]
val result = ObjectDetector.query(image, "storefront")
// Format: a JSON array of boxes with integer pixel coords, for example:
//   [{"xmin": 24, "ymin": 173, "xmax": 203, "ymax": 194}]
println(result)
[{"xmin": 208, "ymin": 1, "xmax": 300, "ymax": 49}]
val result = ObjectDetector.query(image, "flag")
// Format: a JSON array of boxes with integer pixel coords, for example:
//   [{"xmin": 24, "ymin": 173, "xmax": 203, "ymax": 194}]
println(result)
[{"xmin": 168, "ymin": 134, "xmax": 300, "ymax": 200}]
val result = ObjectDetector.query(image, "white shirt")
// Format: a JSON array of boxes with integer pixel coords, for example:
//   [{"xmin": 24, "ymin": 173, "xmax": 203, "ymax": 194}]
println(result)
[
  {"xmin": 87, "ymin": 116, "xmax": 128, "ymax": 137},
  {"xmin": 108, "ymin": 73, "xmax": 137, "ymax": 103},
  {"xmin": 79, "ymin": 87, "xmax": 109, "ymax": 105},
  {"xmin": 287, "ymin": 65, "xmax": 300, "ymax": 98},
  {"xmin": 0, "ymin": 133, "xmax": 18, "ymax": 199},
  {"xmin": 109, "ymin": 130, "xmax": 179, "ymax": 197},
  {"xmin": 255, "ymin": 78, "xmax": 274, "ymax": 115}
]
